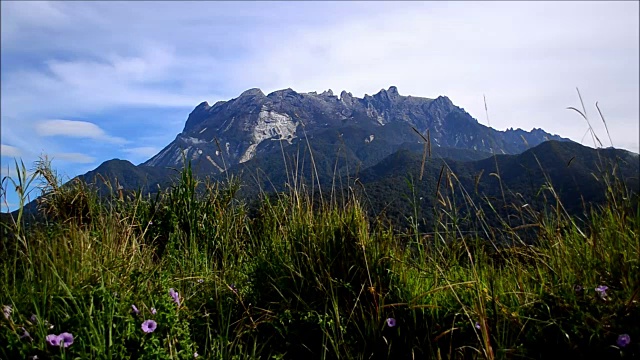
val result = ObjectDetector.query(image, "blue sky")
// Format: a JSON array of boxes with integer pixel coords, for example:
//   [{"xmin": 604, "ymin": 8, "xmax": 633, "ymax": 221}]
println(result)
[{"xmin": 1, "ymin": 1, "xmax": 639, "ymax": 212}]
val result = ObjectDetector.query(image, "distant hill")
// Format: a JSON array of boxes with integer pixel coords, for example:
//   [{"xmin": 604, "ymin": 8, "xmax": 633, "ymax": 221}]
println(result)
[{"xmin": 353, "ymin": 140, "xmax": 640, "ymax": 232}]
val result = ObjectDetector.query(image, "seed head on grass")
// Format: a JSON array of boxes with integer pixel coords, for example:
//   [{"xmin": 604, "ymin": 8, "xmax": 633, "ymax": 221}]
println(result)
[
  {"xmin": 2, "ymin": 305, "xmax": 12, "ymax": 320},
  {"xmin": 141, "ymin": 320, "xmax": 157, "ymax": 333},
  {"xmin": 617, "ymin": 334, "xmax": 631, "ymax": 348}
]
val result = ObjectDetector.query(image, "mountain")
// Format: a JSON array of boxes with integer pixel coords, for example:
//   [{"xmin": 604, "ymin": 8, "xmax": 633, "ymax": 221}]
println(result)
[
  {"xmin": 16, "ymin": 86, "xmax": 636, "ymax": 229},
  {"xmin": 353, "ymin": 140, "xmax": 640, "ymax": 232},
  {"xmin": 142, "ymin": 86, "xmax": 569, "ymax": 173},
  {"xmin": 76, "ymin": 159, "xmax": 176, "ymax": 196}
]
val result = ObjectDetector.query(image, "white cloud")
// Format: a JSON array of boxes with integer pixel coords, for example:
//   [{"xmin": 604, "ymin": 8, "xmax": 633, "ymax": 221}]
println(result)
[
  {"xmin": 35, "ymin": 119, "xmax": 127, "ymax": 144},
  {"xmin": 1, "ymin": 144, "xmax": 21, "ymax": 158},
  {"xmin": 1, "ymin": 166, "xmax": 35, "ymax": 180},
  {"xmin": 50, "ymin": 152, "xmax": 96, "ymax": 164},
  {"xmin": 0, "ymin": 1, "xmax": 70, "ymax": 46},
  {"xmin": 1, "ymin": 0, "xmax": 638, "ymax": 159},
  {"xmin": 239, "ymin": 1, "xmax": 639, "ymax": 152},
  {"xmin": 122, "ymin": 146, "xmax": 160, "ymax": 159}
]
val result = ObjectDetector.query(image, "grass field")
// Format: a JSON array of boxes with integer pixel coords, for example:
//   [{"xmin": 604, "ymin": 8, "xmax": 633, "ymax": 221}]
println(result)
[{"xmin": 1, "ymin": 141, "xmax": 638, "ymax": 360}]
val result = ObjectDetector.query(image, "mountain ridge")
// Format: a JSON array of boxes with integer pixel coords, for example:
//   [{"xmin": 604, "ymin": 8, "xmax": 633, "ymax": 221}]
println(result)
[
  {"xmin": 16, "ymin": 86, "xmax": 636, "ymax": 225},
  {"xmin": 142, "ymin": 86, "xmax": 570, "ymax": 172}
]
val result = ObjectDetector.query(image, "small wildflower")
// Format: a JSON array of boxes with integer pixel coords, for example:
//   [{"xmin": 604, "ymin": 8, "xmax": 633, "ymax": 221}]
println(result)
[
  {"xmin": 475, "ymin": 322, "xmax": 481, "ymax": 330},
  {"xmin": 2, "ymin": 305, "xmax": 12, "ymax": 320},
  {"xmin": 230, "ymin": 283, "xmax": 238, "ymax": 294},
  {"xmin": 30, "ymin": 314, "xmax": 38, "ymax": 323},
  {"xmin": 131, "ymin": 304, "xmax": 140, "ymax": 315},
  {"xmin": 142, "ymin": 319, "xmax": 157, "ymax": 333},
  {"xmin": 149, "ymin": 221, "xmax": 153, "ymax": 226},
  {"xmin": 57, "ymin": 332, "xmax": 74, "ymax": 348},
  {"xmin": 169, "ymin": 288, "xmax": 180, "ymax": 305},
  {"xmin": 151, "ymin": 307, "xmax": 157, "ymax": 315},
  {"xmin": 197, "ymin": 279, "xmax": 204, "ymax": 284},
  {"xmin": 194, "ymin": 352, "xmax": 199, "ymax": 358},
  {"xmin": 386, "ymin": 318, "xmax": 396, "ymax": 328},
  {"xmin": 617, "ymin": 334, "xmax": 631, "ymax": 348},
  {"xmin": 46, "ymin": 334, "xmax": 60, "ymax": 347},
  {"xmin": 595, "ymin": 285, "xmax": 609, "ymax": 299},
  {"xmin": 574, "ymin": 285, "xmax": 583, "ymax": 293},
  {"xmin": 20, "ymin": 327, "xmax": 32, "ymax": 341}
]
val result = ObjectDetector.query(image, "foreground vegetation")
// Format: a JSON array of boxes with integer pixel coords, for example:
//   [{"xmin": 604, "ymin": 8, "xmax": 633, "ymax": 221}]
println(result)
[{"xmin": 1, "ymin": 145, "xmax": 638, "ymax": 359}]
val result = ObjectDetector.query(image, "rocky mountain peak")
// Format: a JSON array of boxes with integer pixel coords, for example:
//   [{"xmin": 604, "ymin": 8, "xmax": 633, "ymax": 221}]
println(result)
[
  {"xmin": 320, "ymin": 89, "xmax": 335, "ymax": 98},
  {"xmin": 195, "ymin": 101, "xmax": 211, "ymax": 110},
  {"xmin": 433, "ymin": 95, "xmax": 454, "ymax": 107},
  {"xmin": 267, "ymin": 88, "xmax": 300, "ymax": 99},
  {"xmin": 149, "ymin": 86, "xmax": 570, "ymax": 172},
  {"xmin": 239, "ymin": 88, "xmax": 265, "ymax": 98},
  {"xmin": 183, "ymin": 101, "xmax": 213, "ymax": 132},
  {"xmin": 340, "ymin": 90, "xmax": 354, "ymax": 104},
  {"xmin": 387, "ymin": 86, "xmax": 400, "ymax": 97},
  {"xmin": 372, "ymin": 86, "xmax": 402, "ymax": 103}
]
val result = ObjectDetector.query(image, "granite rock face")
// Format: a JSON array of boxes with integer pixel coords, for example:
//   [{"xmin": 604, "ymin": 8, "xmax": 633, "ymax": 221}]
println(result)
[{"xmin": 143, "ymin": 86, "xmax": 568, "ymax": 171}]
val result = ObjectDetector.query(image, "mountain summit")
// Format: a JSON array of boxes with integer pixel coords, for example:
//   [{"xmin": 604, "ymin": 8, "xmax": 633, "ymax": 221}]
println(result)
[{"xmin": 143, "ymin": 86, "xmax": 568, "ymax": 172}]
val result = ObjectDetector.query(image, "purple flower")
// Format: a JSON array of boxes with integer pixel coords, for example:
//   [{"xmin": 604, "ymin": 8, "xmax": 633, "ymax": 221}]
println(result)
[
  {"xmin": 197, "ymin": 279, "xmax": 204, "ymax": 284},
  {"xmin": 574, "ymin": 285, "xmax": 583, "ymax": 293},
  {"xmin": 386, "ymin": 318, "xmax": 396, "ymax": 328},
  {"xmin": 20, "ymin": 327, "xmax": 32, "ymax": 341},
  {"xmin": 30, "ymin": 314, "xmax": 38, "ymax": 323},
  {"xmin": 595, "ymin": 285, "xmax": 608, "ymax": 299},
  {"xmin": 57, "ymin": 332, "xmax": 74, "ymax": 348},
  {"xmin": 169, "ymin": 288, "xmax": 180, "ymax": 305},
  {"xmin": 142, "ymin": 319, "xmax": 157, "ymax": 333},
  {"xmin": 151, "ymin": 307, "xmax": 157, "ymax": 315},
  {"xmin": 46, "ymin": 334, "xmax": 60, "ymax": 346},
  {"xmin": 131, "ymin": 304, "xmax": 140, "ymax": 315},
  {"xmin": 617, "ymin": 334, "xmax": 631, "ymax": 348},
  {"xmin": 194, "ymin": 352, "xmax": 199, "ymax": 358},
  {"xmin": 475, "ymin": 322, "xmax": 481, "ymax": 330}
]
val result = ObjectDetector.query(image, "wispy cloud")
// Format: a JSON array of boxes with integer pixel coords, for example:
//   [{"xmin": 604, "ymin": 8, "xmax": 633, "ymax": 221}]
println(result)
[
  {"xmin": 50, "ymin": 152, "xmax": 96, "ymax": 164},
  {"xmin": 1, "ymin": 144, "xmax": 21, "ymax": 158},
  {"xmin": 123, "ymin": 146, "xmax": 160, "ymax": 158},
  {"xmin": 35, "ymin": 119, "xmax": 127, "ymax": 144}
]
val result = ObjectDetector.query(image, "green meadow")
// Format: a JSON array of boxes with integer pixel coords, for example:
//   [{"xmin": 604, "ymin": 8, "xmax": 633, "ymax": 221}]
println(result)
[{"xmin": 1, "ymin": 145, "xmax": 638, "ymax": 359}]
